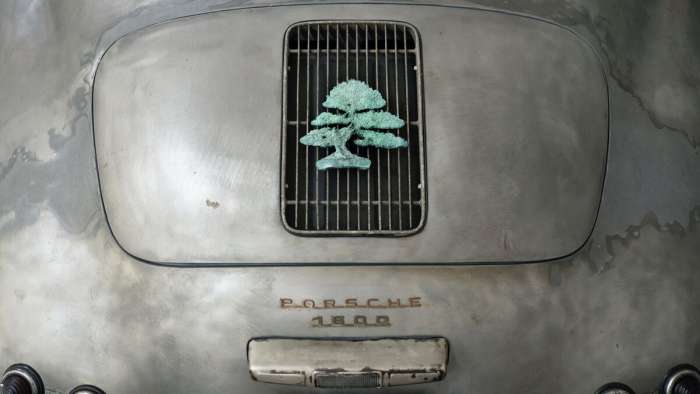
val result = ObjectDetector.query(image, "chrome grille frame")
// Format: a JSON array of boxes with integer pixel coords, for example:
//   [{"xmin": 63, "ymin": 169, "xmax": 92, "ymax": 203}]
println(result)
[{"xmin": 280, "ymin": 21, "xmax": 426, "ymax": 236}]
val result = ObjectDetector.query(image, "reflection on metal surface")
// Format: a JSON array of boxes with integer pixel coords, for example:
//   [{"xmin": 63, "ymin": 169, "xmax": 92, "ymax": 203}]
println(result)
[{"xmin": 248, "ymin": 337, "xmax": 448, "ymax": 387}]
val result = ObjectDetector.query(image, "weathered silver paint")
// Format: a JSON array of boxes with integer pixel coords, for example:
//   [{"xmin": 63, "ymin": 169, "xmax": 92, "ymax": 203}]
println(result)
[
  {"xmin": 0, "ymin": 1, "xmax": 699, "ymax": 394},
  {"xmin": 93, "ymin": 4, "xmax": 607, "ymax": 264}
]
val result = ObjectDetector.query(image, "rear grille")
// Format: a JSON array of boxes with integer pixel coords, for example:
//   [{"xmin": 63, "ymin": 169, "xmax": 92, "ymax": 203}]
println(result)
[
  {"xmin": 315, "ymin": 372, "xmax": 381, "ymax": 388},
  {"xmin": 281, "ymin": 21, "xmax": 425, "ymax": 235}
]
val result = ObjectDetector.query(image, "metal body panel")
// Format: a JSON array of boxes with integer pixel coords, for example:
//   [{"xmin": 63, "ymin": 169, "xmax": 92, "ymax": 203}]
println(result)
[
  {"xmin": 0, "ymin": 1, "xmax": 699, "ymax": 394},
  {"xmin": 94, "ymin": 4, "xmax": 606, "ymax": 264}
]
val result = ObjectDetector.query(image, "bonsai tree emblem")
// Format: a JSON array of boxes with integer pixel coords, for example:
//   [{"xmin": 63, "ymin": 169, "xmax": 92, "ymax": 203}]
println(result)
[{"xmin": 300, "ymin": 79, "xmax": 407, "ymax": 170}]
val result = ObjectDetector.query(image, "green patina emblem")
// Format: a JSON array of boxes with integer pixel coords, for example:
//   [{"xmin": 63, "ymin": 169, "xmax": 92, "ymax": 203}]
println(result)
[{"xmin": 299, "ymin": 79, "xmax": 408, "ymax": 170}]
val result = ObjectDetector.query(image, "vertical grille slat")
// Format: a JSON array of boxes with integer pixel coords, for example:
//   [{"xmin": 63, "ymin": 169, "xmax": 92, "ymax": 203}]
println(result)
[
  {"xmin": 374, "ymin": 23, "xmax": 382, "ymax": 232},
  {"xmin": 345, "ymin": 24, "xmax": 351, "ymax": 229},
  {"xmin": 304, "ymin": 23, "xmax": 311, "ymax": 230},
  {"xmin": 355, "ymin": 23, "xmax": 361, "ymax": 230},
  {"xmin": 294, "ymin": 29, "xmax": 301, "ymax": 228},
  {"xmin": 384, "ymin": 23, "xmax": 392, "ymax": 231},
  {"xmin": 335, "ymin": 23, "xmax": 341, "ymax": 231},
  {"xmin": 282, "ymin": 21, "xmax": 425, "ymax": 236},
  {"xmin": 394, "ymin": 23, "xmax": 402, "ymax": 230},
  {"xmin": 325, "ymin": 23, "xmax": 331, "ymax": 231},
  {"xmin": 364, "ymin": 23, "xmax": 371, "ymax": 231},
  {"xmin": 403, "ymin": 25, "xmax": 413, "ymax": 228},
  {"xmin": 314, "ymin": 23, "xmax": 321, "ymax": 231}
]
